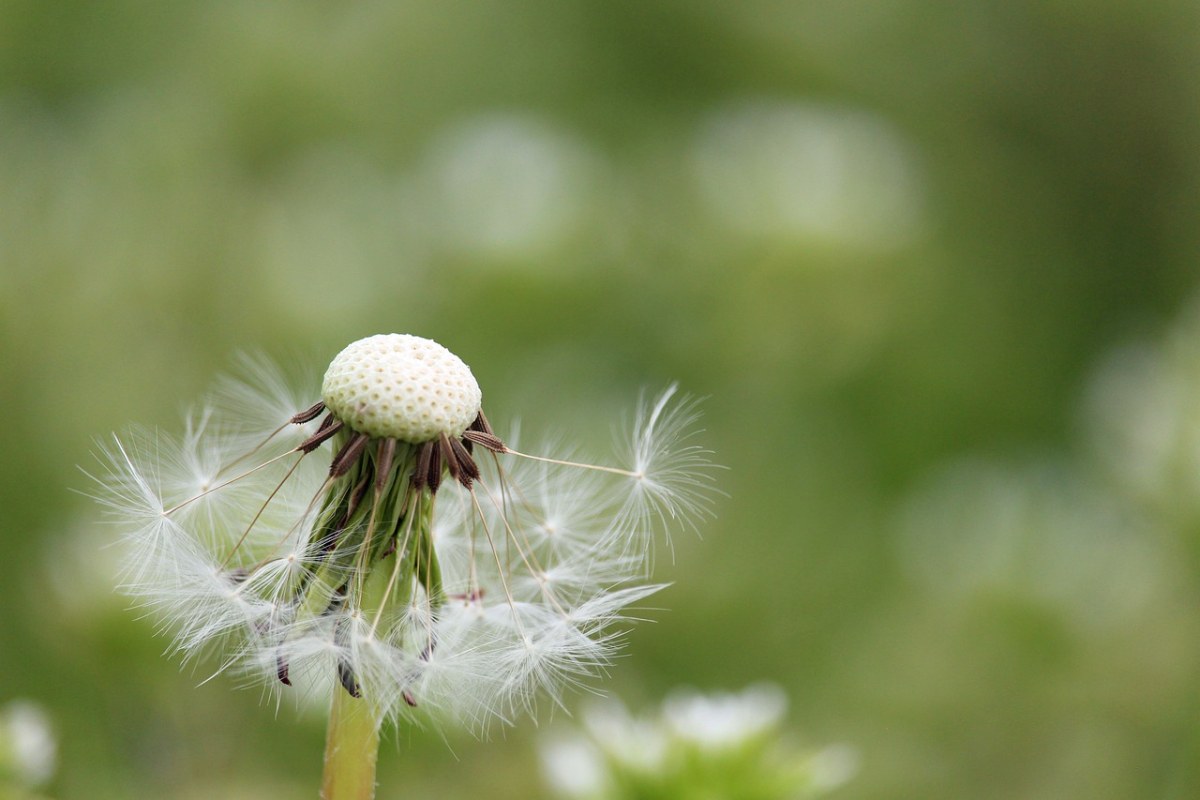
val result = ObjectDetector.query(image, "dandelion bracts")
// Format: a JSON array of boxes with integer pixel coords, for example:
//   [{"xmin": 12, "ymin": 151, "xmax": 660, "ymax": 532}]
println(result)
[{"xmin": 90, "ymin": 334, "xmax": 718, "ymax": 799}]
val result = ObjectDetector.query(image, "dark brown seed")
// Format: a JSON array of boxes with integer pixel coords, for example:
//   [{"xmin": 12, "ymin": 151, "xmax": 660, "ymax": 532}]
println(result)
[
  {"xmin": 439, "ymin": 434, "xmax": 460, "ymax": 484},
  {"xmin": 448, "ymin": 437, "xmax": 480, "ymax": 485},
  {"xmin": 338, "ymin": 661, "xmax": 361, "ymax": 698},
  {"xmin": 462, "ymin": 431, "xmax": 507, "ymax": 452},
  {"xmin": 469, "ymin": 410, "xmax": 496, "ymax": 437},
  {"xmin": 330, "ymin": 433, "xmax": 370, "ymax": 478},
  {"xmin": 298, "ymin": 416, "xmax": 343, "ymax": 453},
  {"xmin": 412, "ymin": 440, "xmax": 433, "ymax": 490},
  {"xmin": 276, "ymin": 654, "xmax": 292, "ymax": 686},
  {"xmin": 426, "ymin": 440, "xmax": 443, "ymax": 493},
  {"xmin": 375, "ymin": 438, "xmax": 397, "ymax": 493},
  {"xmin": 290, "ymin": 401, "xmax": 326, "ymax": 425}
]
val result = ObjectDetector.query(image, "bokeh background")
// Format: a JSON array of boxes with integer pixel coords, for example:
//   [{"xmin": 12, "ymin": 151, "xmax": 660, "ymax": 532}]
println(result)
[{"xmin": 3, "ymin": 1, "xmax": 1200, "ymax": 797}]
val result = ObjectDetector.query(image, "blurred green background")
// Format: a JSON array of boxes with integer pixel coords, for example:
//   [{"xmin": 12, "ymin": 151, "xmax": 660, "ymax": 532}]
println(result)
[{"xmin": 3, "ymin": 1, "xmax": 1199, "ymax": 797}]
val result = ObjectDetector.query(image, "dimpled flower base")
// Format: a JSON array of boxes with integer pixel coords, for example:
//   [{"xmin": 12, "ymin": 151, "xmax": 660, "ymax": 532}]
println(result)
[{"xmin": 321, "ymin": 334, "xmax": 482, "ymax": 442}]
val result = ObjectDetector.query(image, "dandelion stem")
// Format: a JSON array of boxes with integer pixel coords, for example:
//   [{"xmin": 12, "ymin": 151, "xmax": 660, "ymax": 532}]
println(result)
[{"xmin": 320, "ymin": 687, "xmax": 379, "ymax": 800}]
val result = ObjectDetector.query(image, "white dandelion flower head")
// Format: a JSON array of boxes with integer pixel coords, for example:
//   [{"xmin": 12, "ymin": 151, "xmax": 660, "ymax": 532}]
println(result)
[{"xmin": 90, "ymin": 334, "xmax": 719, "ymax": 731}]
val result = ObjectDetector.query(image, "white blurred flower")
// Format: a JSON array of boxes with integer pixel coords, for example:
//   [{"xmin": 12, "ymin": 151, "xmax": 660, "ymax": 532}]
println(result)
[
  {"xmin": 540, "ymin": 686, "xmax": 855, "ymax": 799},
  {"xmin": 691, "ymin": 99, "xmax": 924, "ymax": 250},
  {"xmin": 808, "ymin": 744, "xmax": 860, "ymax": 792},
  {"xmin": 581, "ymin": 700, "xmax": 669, "ymax": 772},
  {"xmin": 257, "ymin": 148, "xmax": 424, "ymax": 325},
  {"xmin": 89, "ymin": 334, "xmax": 718, "ymax": 730},
  {"xmin": 662, "ymin": 684, "xmax": 787, "ymax": 750},
  {"xmin": 895, "ymin": 458, "xmax": 1170, "ymax": 630},
  {"xmin": 1084, "ymin": 297, "xmax": 1200, "ymax": 522},
  {"xmin": 540, "ymin": 737, "xmax": 608, "ymax": 798},
  {"xmin": 420, "ymin": 115, "xmax": 603, "ymax": 261},
  {"xmin": 0, "ymin": 701, "xmax": 56, "ymax": 788}
]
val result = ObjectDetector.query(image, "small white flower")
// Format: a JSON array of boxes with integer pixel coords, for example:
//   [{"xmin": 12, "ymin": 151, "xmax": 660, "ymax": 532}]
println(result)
[
  {"xmin": 541, "ymin": 685, "xmax": 856, "ymax": 799},
  {"xmin": 90, "ymin": 334, "xmax": 718, "ymax": 730},
  {"xmin": 540, "ymin": 736, "xmax": 608, "ymax": 797},
  {"xmin": 0, "ymin": 701, "xmax": 56, "ymax": 788},
  {"xmin": 807, "ymin": 744, "xmax": 860, "ymax": 792},
  {"xmin": 581, "ymin": 699, "xmax": 669, "ymax": 771},
  {"xmin": 662, "ymin": 684, "xmax": 787, "ymax": 750}
]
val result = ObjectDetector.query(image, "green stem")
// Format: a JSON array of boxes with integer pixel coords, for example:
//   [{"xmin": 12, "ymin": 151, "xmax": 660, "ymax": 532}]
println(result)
[{"xmin": 321, "ymin": 687, "xmax": 380, "ymax": 800}]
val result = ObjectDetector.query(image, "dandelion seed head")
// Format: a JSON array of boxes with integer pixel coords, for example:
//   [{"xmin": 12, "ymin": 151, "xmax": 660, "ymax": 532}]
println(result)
[
  {"xmin": 92, "ymin": 336, "xmax": 719, "ymax": 733},
  {"xmin": 321, "ymin": 333, "xmax": 482, "ymax": 442}
]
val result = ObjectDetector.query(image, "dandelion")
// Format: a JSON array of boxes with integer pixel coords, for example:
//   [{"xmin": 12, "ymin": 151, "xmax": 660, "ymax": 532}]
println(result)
[{"xmin": 89, "ymin": 334, "xmax": 718, "ymax": 800}]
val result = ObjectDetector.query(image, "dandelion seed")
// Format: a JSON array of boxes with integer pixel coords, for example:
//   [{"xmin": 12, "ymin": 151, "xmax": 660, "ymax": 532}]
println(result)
[{"xmin": 91, "ymin": 333, "xmax": 719, "ymax": 799}]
